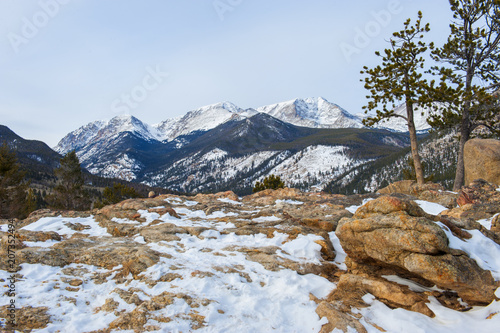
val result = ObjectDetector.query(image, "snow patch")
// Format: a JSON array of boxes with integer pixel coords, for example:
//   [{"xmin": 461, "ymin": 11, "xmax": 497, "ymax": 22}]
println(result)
[
  {"xmin": 329, "ymin": 231, "xmax": 347, "ymax": 270},
  {"xmin": 21, "ymin": 216, "xmax": 111, "ymax": 238},
  {"xmin": 346, "ymin": 198, "xmax": 375, "ymax": 214},
  {"xmin": 436, "ymin": 222, "xmax": 500, "ymax": 280},
  {"xmin": 415, "ymin": 200, "xmax": 448, "ymax": 215}
]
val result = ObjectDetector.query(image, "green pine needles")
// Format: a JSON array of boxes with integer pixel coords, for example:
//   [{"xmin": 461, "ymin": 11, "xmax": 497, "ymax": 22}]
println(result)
[
  {"xmin": 361, "ymin": 11, "xmax": 434, "ymax": 185},
  {"xmin": 253, "ymin": 175, "xmax": 285, "ymax": 193}
]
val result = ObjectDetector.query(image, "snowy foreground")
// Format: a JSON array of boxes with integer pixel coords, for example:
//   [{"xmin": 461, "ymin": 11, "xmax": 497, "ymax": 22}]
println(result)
[{"xmin": 1, "ymin": 193, "xmax": 500, "ymax": 332}]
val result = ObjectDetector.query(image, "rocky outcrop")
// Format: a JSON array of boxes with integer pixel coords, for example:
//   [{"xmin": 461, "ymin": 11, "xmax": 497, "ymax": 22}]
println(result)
[
  {"xmin": 336, "ymin": 196, "xmax": 497, "ymax": 306},
  {"xmin": 326, "ymin": 273, "xmax": 434, "ymax": 316},
  {"xmin": 377, "ymin": 180, "xmax": 457, "ymax": 208},
  {"xmin": 0, "ymin": 306, "xmax": 50, "ymax": 331},
  {"xmin": 16, "ymin": 237, "xmax": 162, "ymax": 277},
  {"xmin": 440, "ymin": 179, "xmax": 500, "ymax": 244},
  {"xmin": 456, "ymin": 179, "xmax": 500, "ymax": 209},
  {"xmin": 1, "ymin": 186, "xmax": 499, "ymax": 332},
  {"xmin": 464, "ymin": 138, "xmax": 500, "ymax": 186},
  {"xmin": 193, "ymin": 190, "xmax": 239, "ymax": 204}
]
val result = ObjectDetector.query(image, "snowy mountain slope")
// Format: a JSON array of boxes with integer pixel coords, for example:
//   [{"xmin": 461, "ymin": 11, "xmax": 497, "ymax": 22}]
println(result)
[
  {"xmin": 141, "ymin": 115, "xmax": 411, "ymax": 194},
  {"xmin": 154, "ymin": 102, "xmax": 258, "ymax": 142},
  {"xmin": 369, "ymin": 103, "xmax": 434, "ymax": 132},
  {"xmin": 65, "ymin": 132, "xmax": 180, "ymax": 183},
  {"xmin": 324, "ymin": 130, "xmax": 458, "ymax": 194},
  {"xmin": 55, "ymin": 120, "xmax": 107, "ymax": 154},
  {"xmin": 54, "ymin": 115, "xmax": 178, "ymax": 181},
  {"xmin": 55, "ymin": 115, "xmax": 162, "ymax": 155},
  {"xmin": 257, "ymin": 97, "xmax": 364, "ymax": 129},
  {"xmin": 86, "ymin": 153, "xmax": 144, "ymax": 182},
  {"xmin": 268, "ymin": 145, "xmax": 370, "ymax": 190},
  {"xmin": 144, "ymin": 149, "xmax": 290, "ymax": 193}
]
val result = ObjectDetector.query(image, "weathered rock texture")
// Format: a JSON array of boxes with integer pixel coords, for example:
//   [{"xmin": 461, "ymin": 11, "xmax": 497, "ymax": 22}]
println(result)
[
  {"xmin": 377, "ymin": 180, "xmax": 457, "ymax": 208},
  {"xmin": 441, "ymin": 179, "xmax": 500, "ymax": 244},
  {"xmin": 464, "ymin": 138, "xmax": 500, "ymax": 186},
  {"xmin": 336, "ymin": 196, "xmax": 497, "ymax": 306}
]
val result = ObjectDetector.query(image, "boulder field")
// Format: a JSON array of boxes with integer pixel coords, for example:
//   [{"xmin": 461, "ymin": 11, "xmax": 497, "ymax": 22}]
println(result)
[{"xmin": 1, "ymin": 181, "xmax": 500, "ymax": 332}]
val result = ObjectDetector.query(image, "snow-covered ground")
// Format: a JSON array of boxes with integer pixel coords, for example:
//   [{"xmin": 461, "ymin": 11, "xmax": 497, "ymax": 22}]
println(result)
[{"xmin": 1, "ymin": 196, "xmax": 500, "ymax": 332}]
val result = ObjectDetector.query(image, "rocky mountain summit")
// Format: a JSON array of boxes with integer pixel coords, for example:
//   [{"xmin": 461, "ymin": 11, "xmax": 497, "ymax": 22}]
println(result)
[{"xmin": 1, "ymin": 180, "xmax": 500, "ymax": 332}]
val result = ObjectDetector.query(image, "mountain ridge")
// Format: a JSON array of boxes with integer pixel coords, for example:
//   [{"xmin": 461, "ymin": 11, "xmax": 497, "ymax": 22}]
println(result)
[
  {"xmin": 55, "ymin": 97, "xmax": 370, "ymax": 155},
  {"xmin": 56, "ymin": 97, "xmax": 433, "ymax": 157}
]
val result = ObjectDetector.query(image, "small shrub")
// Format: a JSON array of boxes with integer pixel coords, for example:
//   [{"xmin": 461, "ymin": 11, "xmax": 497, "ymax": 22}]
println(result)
[
  {"xmin": 253, "ymin": 175, "xmax": 285, "ymax": 193},
  {"xmin": 94, "ymin": 183, "xmax": 140, "ymax": 208}
]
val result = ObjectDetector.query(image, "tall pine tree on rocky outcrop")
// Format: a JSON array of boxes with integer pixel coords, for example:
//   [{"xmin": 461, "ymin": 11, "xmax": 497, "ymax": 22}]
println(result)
[
  {"xmin": 0, "ymin": 143, "xmax": 28, "ymax": 218},
  {"xmin": 47, "ymin": 151, "xmax": 90, "ymax": 211},
  {"xmin": 429, "ymin": 0, "xmax": 500, "ymax": 191},
  {"xmin": 361, "ymin": 12, "xmax": 434, "ymax": 185}
]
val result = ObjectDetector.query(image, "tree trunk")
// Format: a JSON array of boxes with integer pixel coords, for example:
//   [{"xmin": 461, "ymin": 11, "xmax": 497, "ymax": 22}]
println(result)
[
  {"xmin": 406, "ymin": 101, "xmax": 425, "ymax": 185},
  {"xmin": 453, "ymin": 101, "xmax": 471, "ymax": 191},
  {"xmin": 454, "ymin": 45, "xmax": 474, "ymax": 191}
]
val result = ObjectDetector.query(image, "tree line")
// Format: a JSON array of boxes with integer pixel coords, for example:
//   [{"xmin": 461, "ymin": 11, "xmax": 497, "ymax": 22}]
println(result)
[{"xmin": 0, "ymin": 145, "xmax": 142, "ymax": 219}]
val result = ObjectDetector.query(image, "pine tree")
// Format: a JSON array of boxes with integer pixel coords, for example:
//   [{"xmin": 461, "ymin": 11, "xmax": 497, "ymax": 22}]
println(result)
[
  {"xmin": 361, "ymin": 12, "xmax": 434, "ymax": 185},
  {"xmin": 0, "ymin": 143, "xmax": 28, "ymax": 218},
  {"xmin": 47, "ymin": 151, "xmax": 90, "ymax": 210},
  {"xmin": 95, "ymin": 183, "xmax": 140, "ymax": 208},
  {"xmin": 429, "ymin": 0, "xmax": 500, "ymax": 190},
  {"xmin": 402, "ymin": 157, "xmax": 434, "ymax": 182},
  {"xmin": 24, "ymin": 188, "xmax": 38, "ymax": 216}
]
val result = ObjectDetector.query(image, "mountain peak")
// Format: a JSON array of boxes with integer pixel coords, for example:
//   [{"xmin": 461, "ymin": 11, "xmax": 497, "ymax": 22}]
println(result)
[
  {"xmin": 197, "ymin": 101, "xmax": 241, "ymax": 113},
  {"xmin": 55, "ymin": 114, "xmax": 162, "ymax": 154},
  {"xmin": 108, "ymin": 114, "xmax": 162, "ymax": 141},
  {"xmin": 257, "ymin": 97, "xmax": 363, "ymax": 129},
  {"xmin": 155, "ymin": 101, "xmax": 254, "ymax": 142}
]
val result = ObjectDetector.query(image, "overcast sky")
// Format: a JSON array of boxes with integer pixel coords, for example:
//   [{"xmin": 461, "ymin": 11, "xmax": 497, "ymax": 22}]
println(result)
[{"xmin": 0, "ymin": 0, "xmax": 454, "ymax": 147}]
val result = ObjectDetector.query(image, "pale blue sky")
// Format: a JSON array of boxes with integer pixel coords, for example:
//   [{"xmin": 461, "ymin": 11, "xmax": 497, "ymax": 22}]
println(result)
[{"xmin": 0, "ymin": 0, "xmax": 453, "ymax": 146}]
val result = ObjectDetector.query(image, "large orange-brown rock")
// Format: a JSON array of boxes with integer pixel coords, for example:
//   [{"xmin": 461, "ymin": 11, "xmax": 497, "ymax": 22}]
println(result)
[
  {"xmin": 464, "ymin": 138, "xmax": 500, "ymax": 186},
  {"xmin": 193, "ymin": 191, "xmax": 239, "ymax": 204},
  {"xmin": 353, "ymin": 195, "xmax": 428, "ymax": 218},
  {"xmin": 16, "ymin": 237, "xmax": 161, "ymax": 276},
  {"xmin": 336, "ymin": 196, "xmax": 497, "ymax": 305}
]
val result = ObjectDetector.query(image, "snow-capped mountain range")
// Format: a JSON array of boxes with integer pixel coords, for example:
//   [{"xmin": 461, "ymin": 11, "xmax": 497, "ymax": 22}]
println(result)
[
  {"xmin": 56, "ymin": 97, "xmax": 430, "ymax": 153},
  {"xmin": 54, "ymin": 97, "xmax": 426, "ymax": 192}
]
